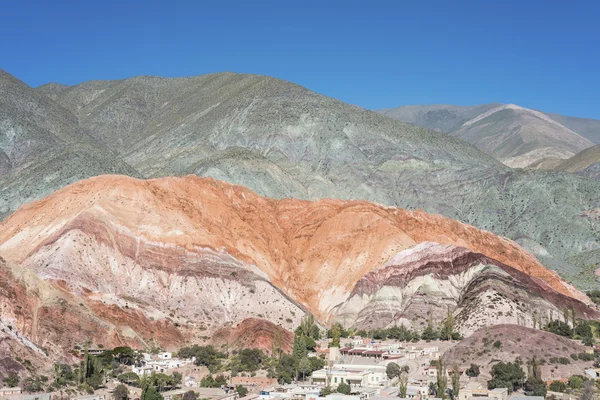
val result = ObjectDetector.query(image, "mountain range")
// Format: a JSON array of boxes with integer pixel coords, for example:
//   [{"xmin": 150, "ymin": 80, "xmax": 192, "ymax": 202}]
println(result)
[
  {"xmin": 378, "ymin": 103, "xmax": 600, "ymax": 169},
  {"xmin": 0, "ymin": 69, "xmax": 599, "ymax": 290},
  {"xmin": 0, "ymin": 67, "xmax": 600, "ymax": 366}
]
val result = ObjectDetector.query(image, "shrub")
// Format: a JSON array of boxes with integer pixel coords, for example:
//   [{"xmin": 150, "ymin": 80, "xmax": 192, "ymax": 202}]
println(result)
[{"xmin": 549, "ymin": 381, "xmax": 567, "ymax": 392}]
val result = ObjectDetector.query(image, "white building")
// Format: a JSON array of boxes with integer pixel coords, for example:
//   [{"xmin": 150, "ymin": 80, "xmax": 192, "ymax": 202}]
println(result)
[
  {"xmin": 311, "ymin": 366, "xmax": 387, "ymax": 388},
  {"xmin": 158, "ymin": 352, "xmax": 173, "ymax": 360}
]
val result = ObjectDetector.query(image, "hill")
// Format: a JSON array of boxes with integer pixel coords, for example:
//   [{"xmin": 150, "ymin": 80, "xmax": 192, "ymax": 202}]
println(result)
[
  {"xmin": 0, "ymin": 175, "xmax": 597, "ymax": 358},
  {"xmin": 554, "ymin": 145, "xmax": 600, "ymax": 174},
  {"xmin": 444, "ymin": 324, "xmax": 594, "ymax": 381},
  {"xmin": 0, "ymin": 69, "xmax": 593, "ymax": 289},
  {"xmin": 0, "ymin": 69, "xmax": 139, "ymax": 218},
  {"xmin": 378, "ymin": 103, "xmax": 594, "ymax": 168}
]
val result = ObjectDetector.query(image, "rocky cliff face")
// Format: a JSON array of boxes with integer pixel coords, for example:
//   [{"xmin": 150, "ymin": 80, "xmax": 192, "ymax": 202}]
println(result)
[
  {"xmin": 0, "ymin": 175, "xmax": 596, "ymax": 358},
  {"xmin": 332, "ymin": 243, "xmax": 597, "ymax": 335}
]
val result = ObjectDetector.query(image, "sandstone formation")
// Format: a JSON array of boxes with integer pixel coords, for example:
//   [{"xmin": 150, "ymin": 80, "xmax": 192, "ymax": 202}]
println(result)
[
  {"xmin": 333, "ymin": 243, "xmax": 597, "ymax": 335},
  {"xmin": 0, "ymin": 175, "xmax": 597, "ymax": 359}
]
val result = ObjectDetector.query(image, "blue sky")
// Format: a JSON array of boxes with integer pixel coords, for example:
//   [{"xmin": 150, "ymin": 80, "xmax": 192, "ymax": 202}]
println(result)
[{"xmin": 2, "ymin": 0, "xmax": 599, "ymax": 118}]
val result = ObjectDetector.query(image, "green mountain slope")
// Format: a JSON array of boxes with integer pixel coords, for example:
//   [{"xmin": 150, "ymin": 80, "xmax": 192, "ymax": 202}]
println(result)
[{"xmin": 16, "ymin": 71, "xmax": 600, "ymax": 289}]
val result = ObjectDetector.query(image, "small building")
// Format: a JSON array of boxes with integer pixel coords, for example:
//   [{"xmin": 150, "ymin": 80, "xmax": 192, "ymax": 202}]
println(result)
[
  {"xmin": 74, "ymin": 395, "xmax": 106, "ymax": 400},
  {"xmin": 158, "ymin": 352, "xmax": 173, "ymax": 360},
  {"xmin": 0, "ymin": 388, "xmax": 22, "ymax": 397},
  {"xmin": 231, "ymin": 377, "xmax": 278, "ymax": 388}
]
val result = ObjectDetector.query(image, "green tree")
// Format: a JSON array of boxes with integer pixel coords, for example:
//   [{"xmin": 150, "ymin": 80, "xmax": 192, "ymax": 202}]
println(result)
[
  {"xmin": 336, "ymin": 382, "xmax": 351, "ymax": 395},
  {"xmin": 141, "ymin": 386, "xmax": 163, "ymax": 400},
  {"xmin": 545, "ymin": 320, "xmax": 573, "ymax": 337},
  {"xmin": 549, "ymin": 381, "xmax": 567, "ymax": 392},
  {"xmin": 171, "ymin": 372, "xmax": 183, "ymax": 387},
  {"xmin": 118, "ymin": 372, "xmax": 140, "ymax": 386},
  {"xmin": 524, "ymin": 377, "xmax": 546, "ymax": 397},
  {"xmin": 236, "ymin": 385, "xmax": 248, "ymax": 397},
  {"xmin": 320, "ymin": 387, "xmax": 333, "ymax": 396},
  {"xmin": 568, "ymin": 375, "xmax": 585, "ymax": 389},
  {"xmin": 465, "ymin": 364, "xmax": 480, "ymax": 377},
  {"xmin": 331, "ymin": 323, "xmax": 341, "ymax": 348},
  {"xmin": 398, "ymin": 372, "xmax": 408, "ymax": 398},
  {"xmin": 386, "ymin": 362, "xmax": 401, "ymax": 379},
  {"xmin": 298, "ymin": 357, "xmax": 312, "ymax": 381},
  {"xmin": 440, "ymin": 309, "xmax": 455, "ymax": 341},
  {"xmin": 451, "ymin": 363, "xmax": 460, "ymax": 400},
  {"xmin": 183, "ymin": 391, "xmax": 198, "ymax": 400},
  {"xmin": 436, "ymin": 358, "xmax": 448, "ymax": 400},
  {"xmin": 114, "ymin": 384, "xmax": 129, "ymax": 400},
  {"xmin": 487, "ymin": 362, "xmax": 525, "ymax": 393},
  {"xmin": 293, "ymin": 335, "xmax": 308, "ymax": 361},
  {"xmin": 4, "ymin": 371, "xmax": 19, "ymax": 388}
]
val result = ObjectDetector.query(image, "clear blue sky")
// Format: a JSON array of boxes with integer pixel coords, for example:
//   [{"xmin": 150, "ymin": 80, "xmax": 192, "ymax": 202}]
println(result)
[{"xmin": 2, "ymin": 0, "xmax": 599, "ymax": 118}]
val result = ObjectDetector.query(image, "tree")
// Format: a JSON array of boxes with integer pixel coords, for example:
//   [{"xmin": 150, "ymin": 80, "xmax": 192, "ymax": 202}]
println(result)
[
  {"xmin": 331, "ymin": 323, "xmax": 341, "ymax": 348},
  {"xmin": 118, "ymin": 372, "xmax": 140, "ymax": 386},
  {"xmin": 398, "ymin": 372, "xmax": 408, "ymax": 398},
  {"xmin": 114, "ymin": 384, "xmax": 129, "ymax": 400},
  {"xmin": 524, "ymin": 377, "xmax": 546, "ymax": 397},
  {"xmin": 580, "ymin": 381, "xmax": 594, "ymax": 400},
  {"xmin": 4, "ymin": 371, "xmax": 19, "ymax": 388},
  {"xmin": 386, "ymin": 362, "xmax": 401, "ymax": 380},
  {"xmin": 569, "ymin": 375, "xmax": 585, "ymax": 389},
  {"xmin": 487, "ymin": 362, "xmax": 525, "ymax": 393},
  {"xmin": 549, "ymin": 381, "xmax": 567, "ymax": 392},
  {"xmin": 336, "ymin": 382, "xmax": 351, "ymax": 395},
  {"xmin": 451, "ymin": 363, "xmax": 460, "ymax": 400},
  {"xmin": 465, "ymin": 364, "xmax": 480, "ymax": 378},
  {"xmin": 171, "ymin": 372, "xmax": 183, "ymax": 387},
  {"xmin": 183, "ymin": 391, "xmax": 198, "ymax": 400},
  {"xmin": 293, "ymin": 335, "xmax": 308, "ymax": 361},
  {"xmin": 298, "ymin": 357, "xmax": 312, "ymax": 381},
  {"xmin": 436, "ymin": 358, "xmax": 448, "ymax": 400},
  {"xmin": 320, "ymin": 387, "xmax": 333, "ymax": 396},
  {"xmin": 141, "ymin": 386, "xmax": 163, "ymax": 400},
  {"xmin": 545, "ymin": 320, "xmax": 573, "ymax": 337},
  {"xmin": 440, "ymin": 308, "xmax": 456, "ymax": 341},
  {"xmin": 236, "ymin": 385, "xmax": 248, "ymax": 397}
]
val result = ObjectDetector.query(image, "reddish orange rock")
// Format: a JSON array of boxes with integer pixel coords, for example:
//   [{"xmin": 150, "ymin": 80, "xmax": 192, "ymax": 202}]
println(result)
[{"xmin": 0, "ymin": 174, "xmax": 587, "ymax": 324}]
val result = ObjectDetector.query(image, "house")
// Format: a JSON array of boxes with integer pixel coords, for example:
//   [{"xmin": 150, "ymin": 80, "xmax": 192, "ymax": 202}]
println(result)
[
  {"xmin": 231, "ymin": 377, "xmax": 278, "ymax": 388},
  {"xmin": 458, "ymin": 387, "xmax": 508, "ymax": 400},
  {"xmin": 158, "ymin": 352, "xmax": 173, "ymax": 360},
  {"xmin": 311, "ymin": 367, "xmax": 387, "ymax": 388},
  {"xmin": 1, "ymin": 394, "xmax": 51, "ymax": 400},
  {"xmin": 73, "ymin": 395, "xmax": 106, "ymax": 400},
  {"xmin": 0, "ymin": 388, "xmax": 22, "ymax": 397}
]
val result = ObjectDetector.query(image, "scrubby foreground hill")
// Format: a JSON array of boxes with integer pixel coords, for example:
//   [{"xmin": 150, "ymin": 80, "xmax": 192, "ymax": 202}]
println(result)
[
  {"xmin": 0, "ymin": 69, "xmax": 597, "ymax": 288},
  {"xmin": 444, "ymin": 325, "xmax": 594, "ymax": 380},
  {"xmin": 0, "ymin": 175, "xmax": 597, "ymax": 359},
  {"xmin": 379, "ymin": 103, "xmax": 596, "ymax": 169}
]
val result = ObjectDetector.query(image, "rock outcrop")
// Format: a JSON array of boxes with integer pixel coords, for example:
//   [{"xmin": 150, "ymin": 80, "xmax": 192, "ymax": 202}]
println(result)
[
  {"xmin": 0, "ymin": 175, "xmax": 596, "ymax": 358},
  {"xmin": 332, "ymin": 243, "xmax": 598, "ymax": 335}
]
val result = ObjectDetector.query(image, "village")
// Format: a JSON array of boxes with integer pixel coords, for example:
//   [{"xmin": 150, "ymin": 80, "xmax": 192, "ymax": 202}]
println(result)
[{"xmin": 2, "ymin": 328, "xmax": 599, "ymax": 400}]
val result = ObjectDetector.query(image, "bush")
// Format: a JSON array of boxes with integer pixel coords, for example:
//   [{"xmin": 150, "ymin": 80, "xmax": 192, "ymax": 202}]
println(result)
[
  {"xmin": 544, "ymin": 321, "xmax": 573, "ymax": 337},
  {"xmin": 549, "ymin": 381, "xmax": 567, "ymax": 392},
  {"xmin": 336, "ymin": 382, "xmax": 351, "ymax": 395},
  {"xmin": 236, "ymin": 385, "xmax": 248, "ymax": 397},
  {"xmin": 568, "ymin": 375, "xmax": 585, "ymax": 389},
  {"xmin": 183, "ymin": 391, "xmax": 198, "ymax": 400},
  {"xmin": 493, "ymin": 340, "xmax": 502, "ymax": 348},
  {"xmin": 466, "ymin": 364, "xmax": 480, "ymax": 377},
  {"xmin": 4, "ymin": 371, "xmax": 19, "ymax": 387},
  {"xmin": 578, "ymin": 353, "xmax": 595, "ymax": 361}
]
